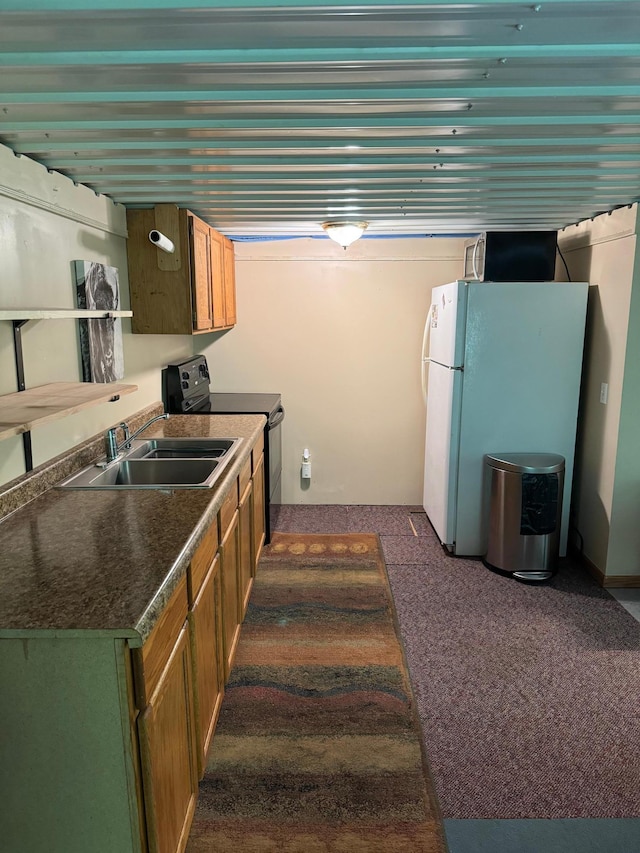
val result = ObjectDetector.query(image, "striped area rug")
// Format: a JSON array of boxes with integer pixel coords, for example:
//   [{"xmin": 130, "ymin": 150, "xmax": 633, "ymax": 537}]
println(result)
[{"xmin": 186, "ymin": 532, "xmax": 446, "ymax": 853}]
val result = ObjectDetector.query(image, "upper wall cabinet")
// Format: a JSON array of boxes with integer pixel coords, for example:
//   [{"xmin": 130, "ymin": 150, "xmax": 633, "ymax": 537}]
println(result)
[{"xmin": 126, "ymin": 205, "xmax": 237, "ymax": 335}]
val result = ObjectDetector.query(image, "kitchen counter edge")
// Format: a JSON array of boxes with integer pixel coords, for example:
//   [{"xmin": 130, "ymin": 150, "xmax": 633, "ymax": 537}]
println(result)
[{"xmin": 0, "ymin": 410, "xmax": 266, "ymax": 645}]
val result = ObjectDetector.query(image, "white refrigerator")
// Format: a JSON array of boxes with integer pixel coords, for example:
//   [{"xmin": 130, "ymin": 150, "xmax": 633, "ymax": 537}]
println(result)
[{"xmin": 421, "ymin": 279, "xmax": 589, "ymax": 557}]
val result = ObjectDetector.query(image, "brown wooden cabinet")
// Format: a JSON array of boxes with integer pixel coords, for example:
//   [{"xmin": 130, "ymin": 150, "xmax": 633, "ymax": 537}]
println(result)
[
  {"xmin": 126, "ymin": 204, "xmax": 236, "ymax": 335},
  {"xmin": 191, "ymin": 215, "xmax": 213, "ymax": 332},
  {"xmin": 223, "ymin": 236, "xmax": 237, "ymax": 326},
  {"xmin": 219, "ymin": 505, "xmax": 241, "ymax": 680},
  {"xmin": 238, "ymin": 478, "xmax": 254, "ymax": 618},
  {"xmin": 138, "ymin": 619, "xmax": 198, "ymax": 853},
  {"xmin": 252, "ymin": 453, "xmax": 266, "ymax": 574},
  {"xmin": 210, "ymin": 229, "xmax": 237, "ymax": 329},
  {"xmin": 189, "ymin": 555, "xmax": 224, "ymax": 778},
  {"xmin": 1, "ymin": 435, "xmax": 266, "ymax": 853}
]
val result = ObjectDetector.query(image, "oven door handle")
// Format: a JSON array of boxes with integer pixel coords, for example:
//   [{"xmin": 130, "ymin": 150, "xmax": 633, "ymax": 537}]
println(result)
[{"xmin": 268, "ymin": 405, "xmax": 285, "ymax": 429}]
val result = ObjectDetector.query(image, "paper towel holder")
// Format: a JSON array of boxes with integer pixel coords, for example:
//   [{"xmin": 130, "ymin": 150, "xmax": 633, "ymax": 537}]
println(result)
[{"xmin": 149, "ymin": 230, "xmax": 175, "ymax": 254}]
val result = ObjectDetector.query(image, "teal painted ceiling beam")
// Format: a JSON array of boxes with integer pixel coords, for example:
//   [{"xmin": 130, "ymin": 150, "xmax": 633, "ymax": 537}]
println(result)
[
  {"xmin": 3, "ymin": 85, "xmax": 640, "ymax": 102},
  {"xmin": 20, "ymin": 135, "xmax": 640, "ymax": 152},
  {"xmin": 104, "ymin": 184, "xmax": 640, "ymax": 196},
  {"xmin": 117, "ymin": 182, "xmax": 638, "ymax": 195},
  {"xmin": 47, "ymin": 152, "xmax": 640, "ymax": 166},
  {"xmin": 176, "ymin": 213, "xmax": 609, "ymax": 224},
  {"xmin": 81, "ymin": 168, "xmax": 640, "ymax": 182},
  {"xmin": 5, "ymin": 115, "xmax": 640, "ymax": 130},
  {"xmin": 72, "ymin": 166, "xmax": 640, "ymax": 179},
  {"xmin": 6, "ymin": 126, "xmax": 640, "ymax": 142},
  {"xmin": 113, "ymin": 198, "xmax": 634, "ymax": 209},
  {"xmin": 114, "ymin": 186, "xmax": 637, "ymax": 198},
  {"xmin": 4, "ymin": 44, "xmax": 640, "ymax": 65},
  {"xmin": 5, "ymin": 0, "xmax": 634, "ymax": 9},
  {"xmin": 2, "ymin": 0, "xmax": 638, "ymax": 230}
]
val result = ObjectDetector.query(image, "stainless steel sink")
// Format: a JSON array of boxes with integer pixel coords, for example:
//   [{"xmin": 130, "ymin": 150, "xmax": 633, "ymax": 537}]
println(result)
[
  {"xmin": 134, "ymin": 438, "xmax": 237, "ymax": 461},
  {"xmin": 57, "ymin": 437, "xmax": 242, "ymax": 490}
]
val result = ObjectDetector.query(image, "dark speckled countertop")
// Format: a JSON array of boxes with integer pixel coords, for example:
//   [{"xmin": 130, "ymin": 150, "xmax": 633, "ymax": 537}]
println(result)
[{"xmin": 0, "ymin": 412, "xmax": 265, "ymax": 644}]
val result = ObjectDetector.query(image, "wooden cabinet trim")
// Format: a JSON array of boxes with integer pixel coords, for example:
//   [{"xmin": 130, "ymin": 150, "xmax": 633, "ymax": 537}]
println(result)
[
  {"xmin": 137, "ymin": 575, "xmax": 188, "ymax": 707},
  {"xmin": 189, "ymin": 215, "xmax": 213, "ymax": 332},
  {"xmin": 138, "ymin": 624, "xmax": 198, "ymax": 853},
  {"xmin": 252, "ymin": 453, "xmax": 266, "ymax": 575},
  {"xmin": 189, "ymin": 554, "xmax": 224, "ymax": 777},
  {"xmin": 252, "ymin": 432, "xmax": 264, "ymax": 472},
  {"xmin": 219, "ymin": 510, "xmax": 241, "ymax": 680},
  {"xmin": 239, "ymin": 479, "xmax": 254, "ymax": 618},
  {"xmin": 223, "ymin": 237, "xmax": 237, "ymax": 326},
  {"xmin": 209, "ymin": 229, "xmax": 227, "ymax": 329},
  {"xmin": 188, "ymin": 520, "xmax": 219, "ymax": 604},
  {"xmin": 239, "ymin": 455, "xmax": 252, "ymax": 497},
  {"xmin": 218, "ymin": 478, "xmax": 238, "ymax": 539}
]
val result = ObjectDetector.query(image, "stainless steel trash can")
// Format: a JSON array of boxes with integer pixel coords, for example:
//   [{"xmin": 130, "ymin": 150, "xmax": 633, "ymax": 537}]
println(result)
[{"xmin": 484, "ymin": 453, "xmax": 565, "ymax": 582}]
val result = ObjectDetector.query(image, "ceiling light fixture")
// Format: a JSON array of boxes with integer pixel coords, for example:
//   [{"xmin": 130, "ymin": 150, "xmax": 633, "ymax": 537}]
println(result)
[{"xmin": 322, "ymin": 221, "xmax": 368, "ymax": 249}]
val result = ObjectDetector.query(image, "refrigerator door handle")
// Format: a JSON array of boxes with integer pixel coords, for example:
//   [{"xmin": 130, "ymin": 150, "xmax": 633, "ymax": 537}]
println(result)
[
  {"xmin": 472, "ymin": 235, "xmax": 484, "ymax": 280},
  {"xmin": 421, "ymin": 308, "xmax": 433, "ymax": 405},
  {"xmin": 424, "ymin": 359, "xmax": 463, "ymax": 371}
]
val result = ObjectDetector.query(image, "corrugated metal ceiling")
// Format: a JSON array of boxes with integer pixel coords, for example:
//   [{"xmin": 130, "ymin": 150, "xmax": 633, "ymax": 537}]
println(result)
[{"xmin": 1, "ymin": 0, "xmax": 640, "ymax": 238}]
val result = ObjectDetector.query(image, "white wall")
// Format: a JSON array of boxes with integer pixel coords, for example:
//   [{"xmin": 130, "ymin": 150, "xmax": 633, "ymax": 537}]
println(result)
[
  {"xmin": 0, "ymin": 144, "xmax": 191, "ymax": 485},
  {"xmin": 201, "ymin": 236, "xmax": 465, "ymax": 505},
  {"xmin": 557, "ymin": 205, "xmax": 639, "ymax": 579}
]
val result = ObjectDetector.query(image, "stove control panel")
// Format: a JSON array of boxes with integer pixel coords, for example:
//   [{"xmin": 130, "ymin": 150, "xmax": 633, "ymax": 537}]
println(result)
[{"xmin": 163, "ymin": 355, "xmax": 211, "ymax": 413}]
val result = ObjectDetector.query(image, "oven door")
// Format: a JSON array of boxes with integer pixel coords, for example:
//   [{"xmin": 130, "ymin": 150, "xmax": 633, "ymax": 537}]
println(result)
[{"xmin": 267, "ymin": 406, "xmax": 284, "ymax": 503}]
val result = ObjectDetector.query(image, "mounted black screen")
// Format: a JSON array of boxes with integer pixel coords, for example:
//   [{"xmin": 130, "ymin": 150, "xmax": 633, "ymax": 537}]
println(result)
[{"xmin": 484, "ymin": 231, "xmax": 558, "ymax": 281}]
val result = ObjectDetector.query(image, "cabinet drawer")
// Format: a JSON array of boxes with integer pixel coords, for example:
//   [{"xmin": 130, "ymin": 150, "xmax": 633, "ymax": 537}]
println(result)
[
  {"xmin": 219, "ymin": 478, "xmax": 239, "ymax": 539},
  {"xmin": 252, "ymin": 432, "xmax": 264, "ymax": 473},
  {"xmin": 239, "ymin": 455, "xmax": 252, "ymax": 497},
  {"xmin": 188, "ymin": 518, "xmax": 219, "ymax": 603},
  {"xmin": 138, "ymin": 574, "xmax": 188, "ymax": 706}
]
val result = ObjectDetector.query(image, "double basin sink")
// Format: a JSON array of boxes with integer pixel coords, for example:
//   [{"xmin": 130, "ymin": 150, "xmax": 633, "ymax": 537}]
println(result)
[{"xmin": 58, "ymin": 437, "xmax": 242, "ymax": 490}]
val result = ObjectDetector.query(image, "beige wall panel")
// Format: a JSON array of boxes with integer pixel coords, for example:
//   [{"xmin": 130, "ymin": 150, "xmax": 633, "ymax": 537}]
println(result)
[
  {"xmin": 201, "ymin": 237, "xmax": 464, "ymax": 505},
  {"xmin": 0, "ymin": 144, "xmax": 191, "ymax": 486},
  {"xmin": 607, "ymin": 230, "xmax": 640, "ymax": 577},
  {"xmin": 558, "ymin": 206, "xmax": 637, "ymax": 576}
]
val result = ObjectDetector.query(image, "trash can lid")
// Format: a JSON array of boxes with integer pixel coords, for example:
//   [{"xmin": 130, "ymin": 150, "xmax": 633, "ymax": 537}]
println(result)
[{"xmin": 485, "ymin": 452, "xmax": 565, "ymax": 474}]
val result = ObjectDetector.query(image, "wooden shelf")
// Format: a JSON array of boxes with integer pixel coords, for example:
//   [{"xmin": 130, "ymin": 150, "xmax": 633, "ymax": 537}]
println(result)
[
  {"xmin": 0, "ymin": 382, "xmax": 138, "ymax": 441},
  {"xmin": 0, "ymin": 309, "xmax": 133, "ymax": 320}
]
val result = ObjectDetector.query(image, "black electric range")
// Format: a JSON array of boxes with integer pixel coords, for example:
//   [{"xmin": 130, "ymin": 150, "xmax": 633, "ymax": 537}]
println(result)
[{"xmin": 162, "ymin": 355, "xmax": 284, "ymax": 543}]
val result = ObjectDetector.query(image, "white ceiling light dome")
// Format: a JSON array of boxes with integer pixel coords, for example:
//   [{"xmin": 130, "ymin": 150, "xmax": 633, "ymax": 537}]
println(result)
[{"xmin": 322, "ymin": 221, "xmax": 368, "ymax": 249}]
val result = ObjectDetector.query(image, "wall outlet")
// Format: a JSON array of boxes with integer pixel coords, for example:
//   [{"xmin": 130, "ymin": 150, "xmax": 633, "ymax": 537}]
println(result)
[
  {"xmin": 301, "ymin": 448, "xmax": 311, "ymax": 479},
  {"xmin": 600, "ymin": 382, "xmax": 608, "ymax": 404}
]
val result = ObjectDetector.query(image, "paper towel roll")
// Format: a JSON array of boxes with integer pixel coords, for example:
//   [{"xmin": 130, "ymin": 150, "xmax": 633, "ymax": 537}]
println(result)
[{"xmin": 149, "ymin": 230, "xmax": 175, "ymax": 254}]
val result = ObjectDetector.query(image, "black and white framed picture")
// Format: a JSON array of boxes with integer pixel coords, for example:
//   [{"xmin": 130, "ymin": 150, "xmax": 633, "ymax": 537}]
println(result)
[{"xmin": 74, "ymin": 260, "xmax": 125, "ymax": 383}]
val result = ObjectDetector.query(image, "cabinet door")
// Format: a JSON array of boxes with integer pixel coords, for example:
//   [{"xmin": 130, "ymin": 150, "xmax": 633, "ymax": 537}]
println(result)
[
  {"xmin": 223, "ymin": 237, "xmax": 237, "ymax": 326},
  {"xmin": 219, "ymin": 510, "xmax": 241, "ymax": 679},
  {"xmin": 190, "ymin": 216, "xmax": 213, "ymax": 331},
  {"xmin": 252, "ymin": 453, "xmax": 266, "ymax": 575},
  {"xmin": 189, "ymin": 554, "xmax": 224, "ymax": 778},
  {"xmin": 238, "ymin": 480, "xmax": 253, "ymax": 618},
  {"xmin": 138, "ymin": 624, "xmax": 198, "ymax": 853},
  {"xmin": 209, "ymin": 229, "xmax": 227, "ymax": 329},
  {"xmin": 126, "ymin": 207, "xmax": 193, "ymax": 334}
]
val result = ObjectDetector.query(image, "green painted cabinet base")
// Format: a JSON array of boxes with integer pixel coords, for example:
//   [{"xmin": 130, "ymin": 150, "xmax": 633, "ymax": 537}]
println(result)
[{"xmin": 0, "ymin": 636, "xmax": 143, "ymax": 853}]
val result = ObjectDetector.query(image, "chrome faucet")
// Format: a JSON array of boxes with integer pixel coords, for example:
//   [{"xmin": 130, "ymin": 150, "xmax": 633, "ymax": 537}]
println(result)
[{"xmin": 102, "ymin": 413, "xmax": 170, "ymax": 465}]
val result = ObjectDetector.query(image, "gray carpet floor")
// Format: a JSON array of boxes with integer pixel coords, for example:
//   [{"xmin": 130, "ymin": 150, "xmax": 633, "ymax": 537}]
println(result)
[{"xmin": 272, "ymin": 504, "xmax": 640, "ymax": 853}]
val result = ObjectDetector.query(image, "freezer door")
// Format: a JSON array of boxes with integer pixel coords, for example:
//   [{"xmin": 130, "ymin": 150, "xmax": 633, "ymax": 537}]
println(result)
[
  {"xmin": 423, "ymin": 360, "xmax": 464, "ymax": 547},
  {"xmin": 427, "ymin": 280, "xmax": 467, "ymax": 368}
]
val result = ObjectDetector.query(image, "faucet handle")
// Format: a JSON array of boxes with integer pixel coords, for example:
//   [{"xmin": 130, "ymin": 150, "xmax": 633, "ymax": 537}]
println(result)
[
  {"xmin": 104, "ymin": 426, "xmax": 120, "ymax": 463},
  {"xmin": 119, "ymin": 421, "xmax": 131, "ymax": 449}
]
